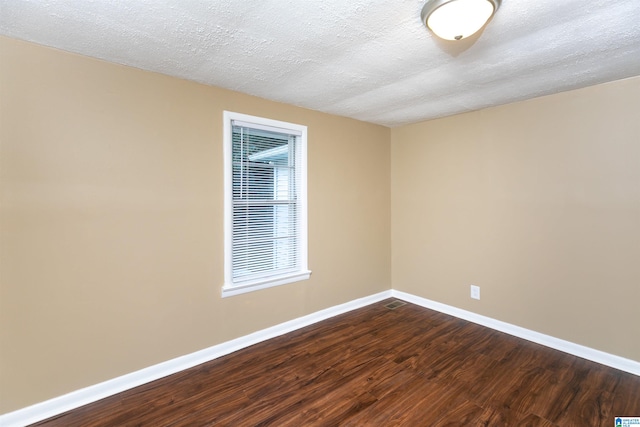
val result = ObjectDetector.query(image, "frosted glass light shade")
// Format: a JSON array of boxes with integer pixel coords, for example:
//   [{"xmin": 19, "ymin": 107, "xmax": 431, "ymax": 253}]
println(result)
[{"xmin": 422, "ymin": 0, "xmax": 500, "ymax": 41}]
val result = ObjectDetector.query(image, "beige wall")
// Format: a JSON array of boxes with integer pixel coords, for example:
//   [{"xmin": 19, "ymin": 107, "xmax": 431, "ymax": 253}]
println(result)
[
  {"xmin": 392, "ymin": 76, "xmax": 640, "ymax": 362},
  {"xmin": 0, "ymin": 36, "xmax": 391, "ymax": 413},
  {"xmin": 2, "ymin": 32, "xmax": 639, "ymax": 416}
]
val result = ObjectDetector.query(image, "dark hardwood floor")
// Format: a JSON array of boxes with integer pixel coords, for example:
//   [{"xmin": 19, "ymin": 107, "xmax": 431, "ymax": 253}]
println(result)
[{"xmin": 32, "ymin": 299, "xmax": 640, "ymax": 426}]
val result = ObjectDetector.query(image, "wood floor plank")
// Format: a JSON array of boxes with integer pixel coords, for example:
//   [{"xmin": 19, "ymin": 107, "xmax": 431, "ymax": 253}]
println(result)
[{"xmin": 31, "ymin": 299, "xmax": 640, "ymax": 426}]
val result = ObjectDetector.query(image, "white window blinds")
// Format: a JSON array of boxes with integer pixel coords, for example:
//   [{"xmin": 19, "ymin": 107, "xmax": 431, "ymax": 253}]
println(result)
[{"xmin": 223, "ymin": 112, "xmax": 309, "ymax": 296}]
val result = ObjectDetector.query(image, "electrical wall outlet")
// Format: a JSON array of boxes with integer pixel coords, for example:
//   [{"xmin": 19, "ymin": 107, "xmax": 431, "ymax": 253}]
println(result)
[{"xmin": 470, "ymin": 285, "xmax": 480, "ymax": 300}]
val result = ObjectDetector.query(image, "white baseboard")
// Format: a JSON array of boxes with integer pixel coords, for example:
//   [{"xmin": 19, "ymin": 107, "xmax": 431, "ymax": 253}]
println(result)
[
  {"xmin": 391, "ymin": 290, "xmax": 640, "ymax": 377},
  {"xmin": 3, "ymin": 288, "xmax": 638, "ymax": 426},
  {"xmin": 0, "ymin": 290, "xmax": 393, "ymax": 427}
]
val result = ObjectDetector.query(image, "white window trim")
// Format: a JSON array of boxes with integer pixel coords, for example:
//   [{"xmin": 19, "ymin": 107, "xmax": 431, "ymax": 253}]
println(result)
[{"xmin": 222, "ymin": 111, "xmax": 310, "ymax": 298}]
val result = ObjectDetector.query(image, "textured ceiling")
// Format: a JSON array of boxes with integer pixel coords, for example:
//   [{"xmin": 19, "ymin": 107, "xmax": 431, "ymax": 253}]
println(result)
[{"xmin": 1, "ymin": 0, "xmax": 640, "ymax": 127}]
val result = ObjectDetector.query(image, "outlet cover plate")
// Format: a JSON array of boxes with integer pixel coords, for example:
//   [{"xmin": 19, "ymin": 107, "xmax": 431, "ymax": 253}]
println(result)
[{"xmin": 471, "ymin": 285, "xmax": 480, "ymax": 300}]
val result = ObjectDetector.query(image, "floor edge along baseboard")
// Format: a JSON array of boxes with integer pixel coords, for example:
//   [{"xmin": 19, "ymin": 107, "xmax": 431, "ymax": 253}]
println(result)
[
  {"xmin": 391, "ymin": 290, "xmax": 640, "ymax": 377},
  {"xmin": 2, "ymin": 289, "xmax": 638, "ymax": 427},
  {"xmin": 0, "ymin": 291, "xmax": 393, "ymax": 427}
]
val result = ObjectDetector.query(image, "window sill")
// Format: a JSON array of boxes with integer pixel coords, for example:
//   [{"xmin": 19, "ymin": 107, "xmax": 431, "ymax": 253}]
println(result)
[{"xmin": 221, "ymin": 270, "xmax": 312, "ymax": 298}]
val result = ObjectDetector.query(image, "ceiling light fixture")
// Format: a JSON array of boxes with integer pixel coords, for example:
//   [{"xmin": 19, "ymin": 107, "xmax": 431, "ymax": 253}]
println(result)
[{"xmin": 421, "ymin": 0, "xmax": 501, "ymax": 41}]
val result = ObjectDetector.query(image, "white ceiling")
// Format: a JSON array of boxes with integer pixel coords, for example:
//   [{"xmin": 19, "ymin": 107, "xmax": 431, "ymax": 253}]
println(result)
[{"xmin": 1, "ymin": 0, "xmax": 640, "ymax": 127}]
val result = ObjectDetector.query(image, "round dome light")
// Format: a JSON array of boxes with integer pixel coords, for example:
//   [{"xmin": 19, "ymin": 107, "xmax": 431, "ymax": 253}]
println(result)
[{"xmin": 421, "ymin": 0, "xmax": 501, "ymax": 41}]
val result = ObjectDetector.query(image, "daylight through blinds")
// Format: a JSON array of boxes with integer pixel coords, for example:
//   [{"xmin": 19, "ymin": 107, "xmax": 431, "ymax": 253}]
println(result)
[{"xmin": 231, "ymin": 122, "xmax": 301, "ymax": 283}]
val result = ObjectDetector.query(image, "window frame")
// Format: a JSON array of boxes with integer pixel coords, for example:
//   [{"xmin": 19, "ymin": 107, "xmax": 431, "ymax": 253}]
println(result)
[{"xmin": 222, "ymin": 111, "xmax": 310, "ymax": 297}]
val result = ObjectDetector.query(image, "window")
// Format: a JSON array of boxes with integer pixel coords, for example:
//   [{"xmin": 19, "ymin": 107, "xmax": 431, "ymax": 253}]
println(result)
[{"xmin": 222, "ymin": 111, "xmax": 310, "ymax": 297}]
